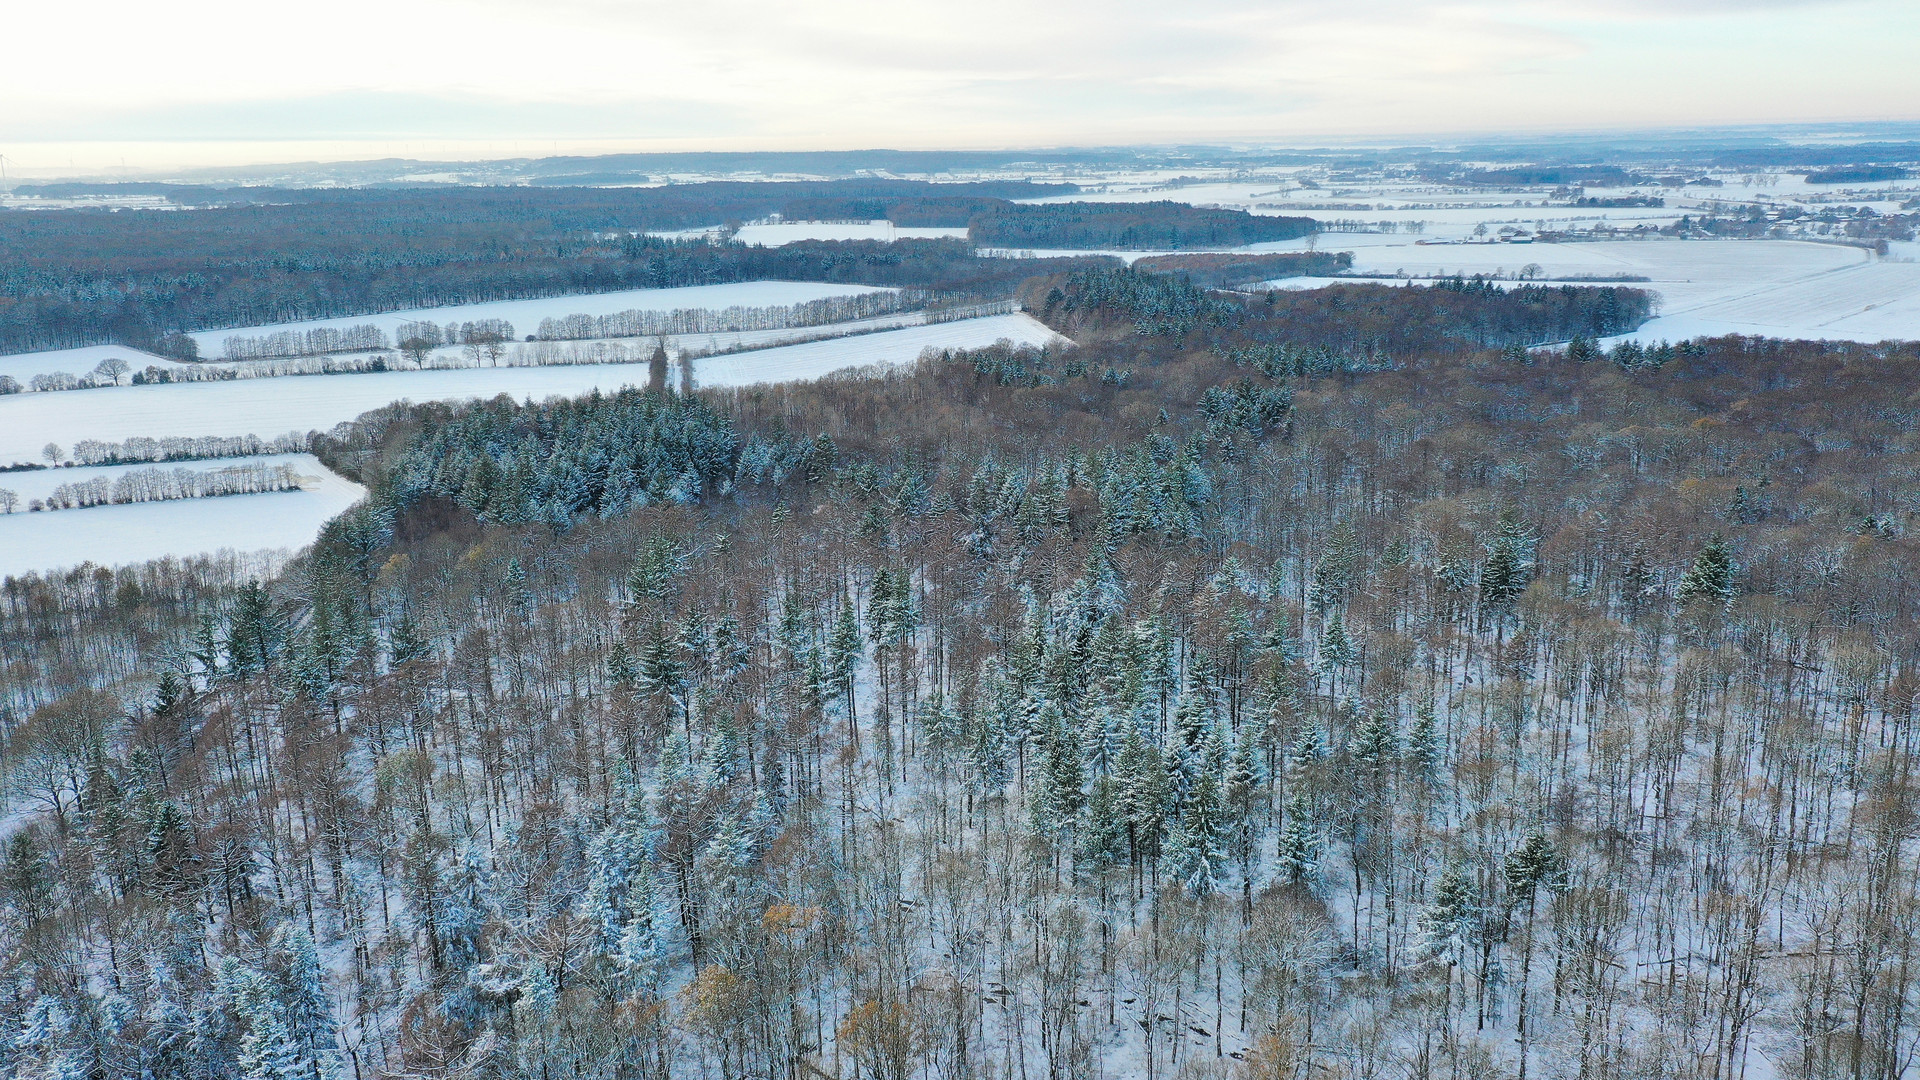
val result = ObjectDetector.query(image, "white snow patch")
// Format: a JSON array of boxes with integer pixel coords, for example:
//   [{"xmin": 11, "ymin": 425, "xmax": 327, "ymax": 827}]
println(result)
[
  {"xmin": 694, "ymin": 313, "xmax": 1065, "ymax": 388},
  {"xmin": 0, "ymin": 344, "xmax": 187, "ymax": 384},
  {"xmin": 0, "ymin": 454, "xmax": 365, "ymax": 578},
  {"xmin": 732, "ymin": 221, "xmax": 970, "ymax": 246}
]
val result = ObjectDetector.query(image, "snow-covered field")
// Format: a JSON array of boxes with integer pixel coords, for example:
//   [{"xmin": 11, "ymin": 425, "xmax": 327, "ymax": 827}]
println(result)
[
  {"xmin": 651, "ymin": 221, "xmax": 970, "ymax": 246},
  {"xmin": 180, "ymin": 281, "xmax": 893, "ymax": 356},
  {"xmin": 1246, "ymin": 240, "xmax": 1920, "ymax": 343},
  {"xmin": 0, "ymin": 453, "xmax": 365, "ymax": 578},
  {"xmin": 694, "ymin": 312, "xmax": 1062, "ymax": 388},
  {"xmin": 0, "ymin": 313, "xmax": 1062, "ymax": 466},
  {"xmin": 1319, "ymin": 237, "xmax": 1914, "ymax": 343},
  {"xmin": 0, "ymin": 344, "xmax": 185, "ymax": 383},
  {"xmin": 733, "ymin": 221, "xmax": 969, "ymax": 246}
]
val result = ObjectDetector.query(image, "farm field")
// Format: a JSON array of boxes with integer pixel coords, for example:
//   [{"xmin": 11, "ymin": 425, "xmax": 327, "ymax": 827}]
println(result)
[
  {"xmin": 178, "ymin": 281, "xmax": 894, "ymax": 357},
  {"xmin": 694, "ymin": 312, "xmax": 1061, "ymax": 387},
  {"xmin": 0, "ymin": 453, "xmax": 364, "ymax": 577},
  {"xmin": 0, "ymin": 311, "xmax": 1054, "ymax": 467},
  {"xmin": 1246, "ymin": 237, "xmax": 1917, "ymax": 343},
  {"xmin": 733, "ymin": 221, "xmax": 969, "ymax": 246},
  {"xmin": 649, "ymin": 221, "xmax": 973, "ymax": 246},
  {"xmin": 0, "ymin": 343, "xmax": 185, "ymax": 384}
]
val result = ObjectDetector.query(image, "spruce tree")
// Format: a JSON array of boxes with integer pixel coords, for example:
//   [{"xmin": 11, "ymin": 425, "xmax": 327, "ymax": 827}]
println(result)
[
  {"xmin": 1417, "ymin": 865, "xmax": 1478, "ymax": 968},
  {"xmin": 1275, "ymin": 791, "xmax": 1321, "ymax": 888},
  {"xmin": 1479, "ymin": 511, "xmax": 1535, "ymax": 609},
  {"xmin": 1677, "ymin": 534, "xmax": 1735, "ymax": 605},
  {"xmin": 1222, "ymin": 736, "xmax": 1263, "ymax": 898},
  {"xmin": 1173, "ymin": 768, "xmax": 1228, "ymax": 896},
  {"xmin": 1503, "ymin": 834, "xmax": 1568, "ymax": 904},
  {"xmin": 1115, "ymin": 726, "xmax": 1167, "ymax": 866},
  {"xmin": 1318, "ymin": 609, "xmax": 1354, "ymax": 674},
  {"xmin": 1350, "ymin": 706, "xmax": 1398, "ymax": 775},
  {"xmin": 826, "ymin": 599, "xmax": 864, "ymax": 721},
  {"xmin": 270, "ymin": 925, "xmax": 337, "ymax": 1070},
  {"xmin": 1308, "ymin": 524, "xmax": 1360, "ymax": 614},
  {"xmin": 1028, "ymin": 707, "xmax": 1086, "ymax": 840},
  {"xmin": 1078, "ymin": 775, "xmax": 1130, "ymax": 870},
  {"xmin": 625, "ymin": 534, "xmax": 684, "ymax": 614},
  {"xmin": 1406, "ymin": 698, "xmax": 1442, "ymax": 784}
]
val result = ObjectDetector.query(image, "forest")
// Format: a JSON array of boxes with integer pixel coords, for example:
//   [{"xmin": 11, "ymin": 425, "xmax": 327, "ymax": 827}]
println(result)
[
  {"xmin": 3, "ymin": 261, "xmax": 1916, "ymax": 1080},
  {"xmin": 0, "ymin": 182, "xmax": 1087, "ymax": 355},
  {"xmin": 969, "ymin": 202, "xmax": 1315, "ymax": 251}
]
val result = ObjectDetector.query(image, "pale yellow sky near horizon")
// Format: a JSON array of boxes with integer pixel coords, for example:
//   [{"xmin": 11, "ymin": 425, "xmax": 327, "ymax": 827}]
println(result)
[{"xmin": 4, "ymin": 0, "xmax": 1917, "ymax": 174}]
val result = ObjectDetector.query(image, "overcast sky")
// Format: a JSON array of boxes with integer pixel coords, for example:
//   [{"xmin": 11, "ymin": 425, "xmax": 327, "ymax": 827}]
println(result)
[{"xmin": 5, "ymin": 0, "xmax": 1918, "ymax": 171}]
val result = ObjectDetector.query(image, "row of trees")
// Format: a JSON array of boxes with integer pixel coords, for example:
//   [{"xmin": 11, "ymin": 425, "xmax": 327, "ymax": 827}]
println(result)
[
  {"xmin": 67, "ymin": 432, "xmax": 310, "ymax": 467},
  {"xmin": 535, "ymin": 292, "xmax": 922, "ymax": 343},
  {"xmin": 25, "ymin": 461, "xmax": 302, "ymax": 512},
  {"xmin": 217, "ymin": 323, "xmax": 388, "ymax": 361}
]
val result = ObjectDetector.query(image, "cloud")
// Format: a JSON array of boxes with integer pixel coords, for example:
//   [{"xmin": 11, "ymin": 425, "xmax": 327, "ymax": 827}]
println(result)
[
  {"xmin": 1, "ymin": 0, "xmax": 1915, "ymax": 155},
  {"xmin": 0, "ymin": 92, "xmax": 742, "ymax": 143}
]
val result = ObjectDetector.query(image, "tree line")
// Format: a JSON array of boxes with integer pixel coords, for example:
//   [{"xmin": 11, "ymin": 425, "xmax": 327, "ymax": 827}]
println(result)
[
  {"xmin": 1034, "ymin": 267, "xmax": 1652, "ymax": 352},
  {"xmin": 17, "ymin": 461, "xmax": 302, "ymax": 513}
]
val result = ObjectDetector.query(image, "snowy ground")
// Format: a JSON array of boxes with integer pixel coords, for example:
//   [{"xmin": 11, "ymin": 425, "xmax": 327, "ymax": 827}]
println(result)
[
  {"xmin": 650, "ymin": 221, "xmax": 971, "ymax": 246},
  {"xmin": 994, "ymin": 232, "xmax": 1920, "ymax": 342},
  {"xmin": 734, "ymin": 221, "xmax": 969, "ymax": 246},
  {"xmin": 0, "ymin": 313, "xmax": 1063, "ymax": 465},
  {"xmin": 0, "ymin": 453, "xmax": 365, "ymax": 578},
  {"xmin": 1247, "ymin": 237, "xmax": 1915, "ymax": 344},
  {"xmin": 0, "ymin": 344, "xmax": 186, "ymax": 384},
  {"xmin": 179, "ymin": 281, "xmax": 894, "ymax": 357},
  {"xmin": 693, "ymin": 312, "xmax": 1062, "ymax": 388}
]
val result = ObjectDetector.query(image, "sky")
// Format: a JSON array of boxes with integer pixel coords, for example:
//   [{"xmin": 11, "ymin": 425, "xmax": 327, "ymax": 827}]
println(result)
[{"xmin": 3, "ymin": 0, "xmax": 1918, "ymax": 174}]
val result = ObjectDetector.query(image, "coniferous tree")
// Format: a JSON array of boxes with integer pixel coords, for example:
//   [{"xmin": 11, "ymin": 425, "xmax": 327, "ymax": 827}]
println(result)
[
  {"xmin": 1275, "ymin": 792, "xmax": 1321, "ymax": 889},
  {"xmin": 1677, "ymin": 534, "xmax": 1735, "ymax": 605},
  {"xmin": 1478, "ymin": 511, "xmax": 1535, "ymax": 610},
  {"xmin": 1406, "ymin": 698, "xmax": 1442, "ymax": 786},
  {"xmin": 1318, "ymin": 610, "xmax": 1354, "ymax": 676}
]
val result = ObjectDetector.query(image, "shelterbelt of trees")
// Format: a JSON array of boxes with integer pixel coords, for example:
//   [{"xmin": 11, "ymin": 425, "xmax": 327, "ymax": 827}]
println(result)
[{"xmin": 6, "ymin": 271, "xmax": 1919, "ymax": 1080}]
